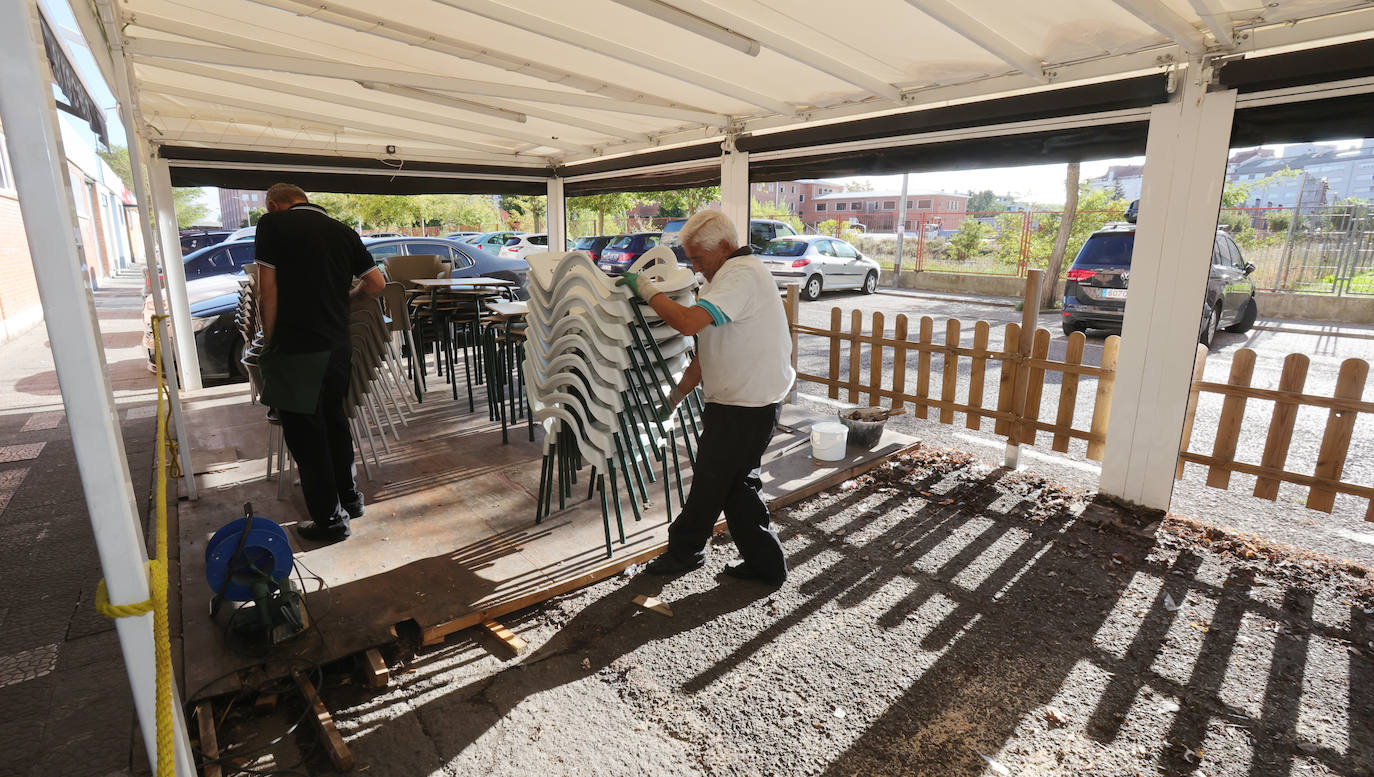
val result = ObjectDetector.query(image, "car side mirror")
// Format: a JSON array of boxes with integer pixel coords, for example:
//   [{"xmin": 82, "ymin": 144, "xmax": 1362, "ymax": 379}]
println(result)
[{"xmin": 1244, "ymin": 262, "xmax": 1255, "ymax": 275}]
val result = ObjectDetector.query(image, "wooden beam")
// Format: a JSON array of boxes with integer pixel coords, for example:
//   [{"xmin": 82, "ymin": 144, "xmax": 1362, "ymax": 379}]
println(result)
[
  {"xmin": 294, "ymin": 671, "xmax": 354, "ymax": 772},
  {"xmin": 362, "ymin": 648, "xmax": 390, "ymax": 689},
  {"xmin": 481, "ymin": 619, "xmax": 528, "ymax": 655},
  {"xmin": 195, "ymin": 701, "xmax": 222, "ymax": 777}
]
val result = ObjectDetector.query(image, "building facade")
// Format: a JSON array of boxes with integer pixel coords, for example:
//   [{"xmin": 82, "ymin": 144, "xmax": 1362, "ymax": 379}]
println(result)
[
  {"xmin": 219, "ymin": 188, "xmax": 267, "ymax": 229},
  {"xmin": 798, "ymin": 190, "xmax": 968, "ymax": 233}
]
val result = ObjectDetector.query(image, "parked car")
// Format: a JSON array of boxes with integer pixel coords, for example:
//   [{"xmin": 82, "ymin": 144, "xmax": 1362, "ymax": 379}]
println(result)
[
  {"xmin": 660, "ymin": 217, "xmax": 798, "ymax": 253},
  {"xmin": 363, "ymin": 236, "xmax": 530, "ymax": 297},
  {"xmin": 225, "ymin": 225, "xmax": 256, "ymax": 243},
  {"xmin": 498, "ymin": 233, "xmax": 550, "ymax": 261},
  {"xmin": 363, "ymin": 231, "xmax": 406, "ymax": 239},
  {"xmin": 464, "ymin": 230, "xmax": 526, "ymax": 255},
  {"xmin": 1061, "ymin": 212, "xmax": 1258, "ymax": 346},
  {"xmin": 143, "ymin": 271, "xmax": 251, "ymax": 382},
  {"xmin": 179, "ymin": 230, "xmax": 232, "ymax": 255},
  {"xmin": 179, "ymin": 239, "xmax": 257, "ymax": 282},
  {"xmin": 573, "ymin": 234, "xmax": 615, "ymax": 261},
  {"xmin": 444, "ymin": 231, "xmax": 480, "ymax": 240},
  {"xmin": 758, "ymin": 235, "xmax": 880, "ymax": 300},
  {"xmin": 597, "ymin": 232, "xmax": 662, "ymax": 275}
]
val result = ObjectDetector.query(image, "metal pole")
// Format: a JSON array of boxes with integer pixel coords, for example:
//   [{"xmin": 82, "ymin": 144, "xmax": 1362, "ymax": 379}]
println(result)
[
  {"xmin": 546, "ymin": 176, "xmax": 566, "ymax": 255},
  {"xmin": 894, "ymin": 172, "xmax": 909, "ymax": 281},
  {"xmin": 0, "ymin": 3, "xmax": 195, "ymax": 773},
  {"xmin": 147, "ymin": 156, "xmax": 203, "ymax": 390}
]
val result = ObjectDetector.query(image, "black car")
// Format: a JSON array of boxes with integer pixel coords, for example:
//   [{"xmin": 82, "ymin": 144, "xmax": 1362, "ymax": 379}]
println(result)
[
  {"xmin": 573, "ymin": 234, "xmax": 614, "ymax": 261},
  {"xmin": 1061, "ymin": 212, "xmax": 1258, "ymax": 347},
  {"xmin": 180, "ymin": 230, "xmax": 232, "ymax": 255},
  {"xmin": 597, "ymin": 232, "xmax": 661, "ymax": 276},
  {"xmin": 363, "ymin": 236, "xmax": 531, "ymax": 297}
]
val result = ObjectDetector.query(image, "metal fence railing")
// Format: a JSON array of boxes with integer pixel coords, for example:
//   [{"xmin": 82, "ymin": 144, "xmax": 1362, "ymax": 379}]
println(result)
[{"xmin": 1220, "ymin": 205, "xmax": 1374, "ymax": 297}]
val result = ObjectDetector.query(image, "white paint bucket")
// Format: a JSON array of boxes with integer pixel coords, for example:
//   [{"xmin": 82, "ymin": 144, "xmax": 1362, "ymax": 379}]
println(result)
[{"xmin": 810, "ymin": 421, "xmax": 848, "ymax": 461}]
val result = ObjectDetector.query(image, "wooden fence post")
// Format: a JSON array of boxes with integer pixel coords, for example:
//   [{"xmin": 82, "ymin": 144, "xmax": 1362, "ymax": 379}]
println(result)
[
  {"xmin": 1253, "ymin": 353, "xmax": 1309, "ymax": 500},
  {"xmin": 785, "ymin": 284, "xmax": 800, "ymax": 403},
  {"xmin": 941, "ymin": 319, "xmax": 961, "ymax": 424},
  {"xmin": 892, "ymin": 315, "xmax": 909, "ymax": 415},
  {"xmin": 1086, "ymin": 335, "xmax": 1121, "ymax": 461},
  {"xmin": 1174, "ymin": 343, "xmax": 1211, "ymax": 477},
  {"xmin": 1005, "ymin": 269, "xmax": 1044, "ymax": 468},
  {"xmin": 868, "ymin": 312, "xmax": 885, "ymax": 407},
  {"xmin": 967, "ymin": 321, "xmax": 990, "ymax": 431},
  {"xmin": 828, "ymin": 307, "xmax": 841, "ymax": 400},
  {"xmin": 1205, "ymin": 349, "xmax": 1257, "ymax": 490},
  {"xmin": 849, "ymin": 309, "xmax": 862, "ymax": 405},
  {"xmin": 915, "ymin": 316, "xmax": 934, "ymax": 418},
  {"xmin": 1021, "ymin": 328, "xmax": 1052, "ymax": 447},
  {"xmin": 994, "ymin": 322, "xmax": 1019, "ymax": 437},
  {"xmin": 1307, "ymin": 357, "xmax": 1370, "ymax": 512},
  {"xmin": 1051, "ymin": 331, "xmax": 1087, "ymax": 453}
]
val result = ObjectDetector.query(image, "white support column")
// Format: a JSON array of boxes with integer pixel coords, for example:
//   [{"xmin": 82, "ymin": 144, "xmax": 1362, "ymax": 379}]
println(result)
[
  {"xmin": 1100, "ymin": 66, "xmax": 1236, "ymax": 510},
  {"xmin": 0, "ymin": 3, "xmax": 195, "ymax": 775},
  {"xmin": 719, "ymin": 138, "xmax": 751, "ymax": 246},
  {"xmin": 147, "ymin": 155, "xmax": 203, "ymax": 390},
  {"xmin": 546, "ymin": 176, "xmax": 566, "ymax": 252}
]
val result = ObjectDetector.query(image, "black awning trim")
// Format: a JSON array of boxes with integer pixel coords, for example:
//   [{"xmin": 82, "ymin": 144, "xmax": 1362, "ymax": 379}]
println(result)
[
  {"xmin": 1220, "ymin": 38, "xmax": 1374, "ymax": 94},
  {"xmin": 1231, "ymin": 90, "xmax": 1374, "ymax": 148},
  {"xmin": 556, "ymin": 142, "xmax": 722, "ymax": 178},
  {"xmin": 563, "ymin": 165, "xmax": 721, "ymax": 197},
  {"xmin": 157, "ymin": 146, "xmax": 550, "ymax": 179},
  {"xmin": 167, "ymin": 166, "xmax": 546, "ymax": 196}
]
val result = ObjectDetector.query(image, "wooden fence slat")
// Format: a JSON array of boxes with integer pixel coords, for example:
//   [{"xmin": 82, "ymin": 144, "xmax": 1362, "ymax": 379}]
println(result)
[
  {"xmin": 994, "ymin": 322, "xmax": 1019, "ymax": 437},
  {"xmin": 1086, "ymin": 334, "xmax": 1121, "ymax": 461},
  {"xmin": 868, "ymin": 312, "xmax": 885, "ymax": 407},
  {"xmin": 915, "ymin": 316, "xmax": 933, "ymax": 419},
  {"xmin": 1175, "ymin": 343, "xmax": 1211, "ymax": 478},
  {"xmin": 967, "ymin": 321, "xmax": 990, "ymax": 431},
  {"xmin": 827, "ymin": 307, "xmax": 841, "ymax": 400},
  {"xmin": 1307, "ymin": 357, "xmax": 1370, "ymax": 512},
  {"xmin": 785, "ymin": 284, "xmax": 800, "ymax": 401},
  {"xmin": 1205, "ymin": 349, "xmax": 1257, "ymax": 489},
  {"xmin": 1021, "ymin": 328, "xmax": 1052, "ymax": 447},
  {"xmin": 1052, "ymin": 331, "xmax": 1086, "ymax": 452},
  {"xmin": 891, "ymin": 315, "xmax": 909, "ymax": 414},
  {"xmin": 941, "ymin": 319, "xmax": 960, "ymax": 424},
  {"xmin": 1253, "ymin": 353, "xmax": 1309, "ymax": 501},
  {"xmin": 848, "ymin": 309, "xmax": 862, "ymax": 404}
]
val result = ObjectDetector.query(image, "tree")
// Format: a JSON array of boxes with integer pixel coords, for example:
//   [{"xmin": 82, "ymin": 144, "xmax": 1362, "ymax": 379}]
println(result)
[
  {"xmin": 948, "ymin": 219, "xmax": 991, "ymax": 261},
  {"xmin": 815, "ymin": 219, "xmax": 862, "ymax": 242},
  {"xmin": 655, "ymin": 186, "xmax": 719, "ymax": 217},
  {"xmin": 173, "ymin": 188, "xmax": 210, "ymax": 228},
  {"xmin": 500, "ymin": 195, "xmax": 547, "ymax": 231},
  {"xmin": 1042, "ymin": 161, "xmax": 1080, "ymax": 308},
  {"xmin": 845, "ymin": 179, "xmax": 874, "ymax": 191},
  {"xmin": 751, "ymin": 196, "xmax": 801, "ymax": 232},
  {"xmin": 97, "ymin": 145, "xmax": 134, "ymax": 189},
  {"xmin": 966, "ymin": 189, "xmax": 999, "ymax": 214},
  {"xmin": 569, "ymin": 192, "xmax": 642, "ymax": 235},
  {"xmin": 242, "ymin": 208, "xmax": 266, "ymax": 228}
]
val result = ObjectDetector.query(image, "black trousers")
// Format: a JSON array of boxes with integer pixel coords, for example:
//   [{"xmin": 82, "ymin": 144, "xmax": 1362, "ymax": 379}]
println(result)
[
  {"xmin": 666, "ymin": 402, "xmax": 786, "ymax": 579},
  {"xmin": 279, "ymin": 346, "xmax": 357, "ymax": 527}
]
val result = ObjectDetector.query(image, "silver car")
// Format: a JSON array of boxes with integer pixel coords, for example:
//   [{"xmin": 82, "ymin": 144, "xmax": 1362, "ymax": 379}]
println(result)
[{"xmin": 758, "ymin": 235, "xmax": 881, "ymax": 300}]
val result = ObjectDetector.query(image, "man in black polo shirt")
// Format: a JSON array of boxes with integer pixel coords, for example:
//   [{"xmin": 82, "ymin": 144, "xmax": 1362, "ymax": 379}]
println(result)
[{"xmin": 255, "ymin": 183, "xmax": 385, "ymax": 542}]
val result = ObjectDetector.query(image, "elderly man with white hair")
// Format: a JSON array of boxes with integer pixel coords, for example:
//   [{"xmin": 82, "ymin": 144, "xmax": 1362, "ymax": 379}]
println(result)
[{"xmin": 615, "ymin": 209, "xmax": 793, "ymax": 585}]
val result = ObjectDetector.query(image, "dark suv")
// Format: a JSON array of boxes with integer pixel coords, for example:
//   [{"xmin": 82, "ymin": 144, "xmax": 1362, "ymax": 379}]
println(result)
[{"xmin": 1061, "ymin": 214, "xmax": 1259, "ymax": 347}]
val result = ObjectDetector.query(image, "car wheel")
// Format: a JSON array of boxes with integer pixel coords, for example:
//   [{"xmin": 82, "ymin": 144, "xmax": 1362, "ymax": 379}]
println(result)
[
  {"xmin": 1062, "ymin": 319, "xmax": 1085, "ymax": 336},
  {"xmin": 862, "ymin": 271, "xmax": 878, "ymax": 295},
  {"xmin": 1223, "ymin": 297, "xmax": 1258, "ymax": 333},
  {"xmin": 230, "ymin": 338, "xmax": 248, "ymax": 382},
  {"xmin": 803, "ymin": 275, "xmax": 823, "ymax": 301},
  {"xmin": 1199, "ymin": 302, "xmax": 1221, "ymax": 348}
]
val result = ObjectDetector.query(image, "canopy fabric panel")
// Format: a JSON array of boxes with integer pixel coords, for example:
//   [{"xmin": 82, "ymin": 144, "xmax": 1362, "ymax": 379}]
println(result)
[{"xmin": 89, "ymin": 0, "xmax": 1372, "ymax": 185}]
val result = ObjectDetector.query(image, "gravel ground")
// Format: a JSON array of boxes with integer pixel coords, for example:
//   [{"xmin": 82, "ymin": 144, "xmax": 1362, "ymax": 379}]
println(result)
[
  {"xmin": 791, "ymin": 289, "xmax": 1374, "ymax": 567},
  {"xmin": 209, "ymin": 446, "xmax": 1373, "ymax": 777}
]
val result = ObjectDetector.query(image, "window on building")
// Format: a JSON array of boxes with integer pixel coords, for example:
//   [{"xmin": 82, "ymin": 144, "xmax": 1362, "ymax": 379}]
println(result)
[
  {"xmin": 882, "ymin": 201, "xmax": 895, "ymax": 210},
  {"xmin": 815, "ymin": 203, "xmax": 827, "ymax": 212},
  {"xmin": 835, "ymin": 203, "xmax": 847, "ymax": 211},
  {"xmin": 0, "ymin": 132, "xmax": 12, "ymax": 191},
  {"xmin": 791, "ymin": 185, "xmax": 797, "ymax": 193},
  {"xmin": 851, "ymin": 201, "xmax": 862, "ymax": 209},
  {"xmin": 799, "ymin": 194, "xmax": 806, "ymax": 202},
  {"xmin": 917, "ymin": 199, "xmax": 932, "ymax": 209}
]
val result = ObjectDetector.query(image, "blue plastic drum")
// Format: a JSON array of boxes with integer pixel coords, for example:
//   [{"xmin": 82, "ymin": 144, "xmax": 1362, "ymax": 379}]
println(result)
[{"xmin": 205, "ymin": 516, "xmax": 294, "ymax": 602}]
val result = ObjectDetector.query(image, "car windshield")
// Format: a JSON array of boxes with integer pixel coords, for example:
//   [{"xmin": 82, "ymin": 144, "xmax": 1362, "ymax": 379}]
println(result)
[
  {"xmin": 574, "ymin": 236, "xmax": 600, "ymax": 249},
  {"xmin": 503, "ymin": 237, "xmax": 522, "ymax": 247},
  {"xmin": 607, "ymin": 235, "xmax": 633, "ymax": 249},
  {"xmin": 1073, "ymin": 233, "xmax": 1135, "ymax": 268},
  {"xmin": 761, "ymin": 238, "xmax": 808, "ymax": 257}
]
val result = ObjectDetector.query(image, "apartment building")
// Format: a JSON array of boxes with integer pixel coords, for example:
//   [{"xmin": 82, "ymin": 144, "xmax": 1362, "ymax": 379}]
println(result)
[{"xmin": 799, "ymin": 190, "xmax": 968, "ymax": 232}]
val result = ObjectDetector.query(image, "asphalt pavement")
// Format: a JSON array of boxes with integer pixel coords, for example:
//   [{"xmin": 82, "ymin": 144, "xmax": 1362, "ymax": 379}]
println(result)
[{"xmin": 790, "ymin": 286, "xmax": 1374, "ymax": 566}]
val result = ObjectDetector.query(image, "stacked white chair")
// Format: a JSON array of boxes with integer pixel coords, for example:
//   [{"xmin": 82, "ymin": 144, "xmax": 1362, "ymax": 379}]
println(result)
[{"xmin": 523, "ymin": 247, "xmax": 706, "ymax": 557}]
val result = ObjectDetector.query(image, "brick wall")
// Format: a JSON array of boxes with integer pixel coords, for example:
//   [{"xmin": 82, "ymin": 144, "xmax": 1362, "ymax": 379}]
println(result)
[{"xmin": 0, "ymin": 188, "xmax": 43, "ymax": 343}]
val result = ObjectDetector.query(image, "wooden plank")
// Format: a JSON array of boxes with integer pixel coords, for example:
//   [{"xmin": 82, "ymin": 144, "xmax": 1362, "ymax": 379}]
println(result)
[
  {"xmin": 1021, "ymin": 327, "xmax": 1052, "ymax": 447},
  {"xmin": 868, "ymin": 312, "xmax": 885, "ymax": 407},
  {"xmin": 1086, "ymin": 334, "xmax": 1121, "ymax": 461},
  {"xmin": 1052, "ymin": 331, "xmax": 1086, "ymax": 452},
  {"xmin": 1175, "ymin": 343, "xmax": 1211, "ymax": 478},
  {"xmin": 828, "ymin": 307, "xmax": 841, "ymax": 400},
  {"xmin": 891, "ymin": 315, "xmax": 909, "ymax": 415},
  {"xmin": 196, "ymin": 701, "xmax": 222, "ymax": 777},
  {"xmin": 967, "ymin": 321, "xmax": 989, "ymax": 431},
  {"xmin": 940, "ymin": 319, "xmax": 960, "ymax": 425},
  {"xmin": 481, "ymin": 619, "xmax": 528, "ymax": 655},
  {"xmin": 994, "ymin": 322, "xmax": 1019, "ymax": 438},
  {"xmin": 1006, "ymin": 271, "xmax": 1043, "ymax": 447},
  {"xmin": 1205, "ymin": 348, "xmax": 1257, "ymax": 490},
  {"xmin": 1188, "ymin": 382, "xmax": 1374, "ymax": 415},
  {"xmin": 1307, "ymin": 357, "xmax": 1370, "ymax": 512},
  {"xmin": 848, "ymin": 309, "xmax": 862, "ymax": 404},
  {"xmin": 785, "ymin": 284, "xmax": 800, "ymax": 401},
  {"xmin": 294, "ymin": 670, "xmax": 355, "ymax": 772},
  {"xmin": 1178, "ymin": 451, "xmax": 1374, "ymax": 501},
  {"xmin": 632, "ymin": 594, "xmax": 673, "ymax": 616},
  {"xmin": 362, "ymin": 648, "xmax": 389, "ymax": 689},
  {"xmin": 1254, "ymin": 353, "xmax": 1310, "ymax": 500},
  {"xmin": 915, "ymin": 316, "xmax": 933, "ymax": 419}
]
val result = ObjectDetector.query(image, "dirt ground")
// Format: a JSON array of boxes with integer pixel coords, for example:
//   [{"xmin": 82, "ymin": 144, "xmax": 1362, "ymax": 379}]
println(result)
[{"xmin": 208, "ymin": 443, "xmax": 1374, "ymax": 777}]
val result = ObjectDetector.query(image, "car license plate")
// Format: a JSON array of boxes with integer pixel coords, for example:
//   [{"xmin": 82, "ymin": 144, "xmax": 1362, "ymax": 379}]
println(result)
[
  {"xmin": 1100, "ymin": 288, "xmax": 1127, "ymax": 300},
  {"xmin": 600, "ymin": 263, "xmax": 615, "ymax": 271}
]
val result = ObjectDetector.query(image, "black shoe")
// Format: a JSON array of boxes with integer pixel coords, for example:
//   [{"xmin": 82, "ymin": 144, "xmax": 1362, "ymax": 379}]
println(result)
[
  {"xmin": 722, "ymin": 559, "xmax": 786, "ymax": 586},
  {"xmin": 340, "ymin": 492, "xmax": 365, "ymax": 520},
  {"xmin": 294, "ymin": 520, "xmax": 350, "ymax": 542},
  {"xmin": 644, "ymin": 551, "xmax": 705, "ymax": 576}
]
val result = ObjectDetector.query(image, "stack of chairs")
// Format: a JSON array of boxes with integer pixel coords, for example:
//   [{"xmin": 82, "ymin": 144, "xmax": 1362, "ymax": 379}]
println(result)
[{"xmin": 523, "ymin": 247, "xmax": 706, "ymax": 557}]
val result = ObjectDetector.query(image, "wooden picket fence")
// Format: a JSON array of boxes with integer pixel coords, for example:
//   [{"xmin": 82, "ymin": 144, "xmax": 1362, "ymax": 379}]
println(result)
[
  {"xmin": 782, "ymin": 273, "xmax": 1123, "ymax": 460},
  {"xmin": 1177, "ymin": 344, "xmax": 1374, "ymax": 519}
]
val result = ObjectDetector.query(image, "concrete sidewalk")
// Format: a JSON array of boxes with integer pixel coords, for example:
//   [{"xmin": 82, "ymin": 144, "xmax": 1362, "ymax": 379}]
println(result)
[{"xmin": 0, "ymin": 268, "xmax": 161, "ymax": 777}]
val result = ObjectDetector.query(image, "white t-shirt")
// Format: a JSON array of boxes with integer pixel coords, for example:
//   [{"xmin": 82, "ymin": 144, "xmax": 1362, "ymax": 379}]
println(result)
[{"xmin": 694, "ymin": 255, "xmax": 795, "ymax": 407}]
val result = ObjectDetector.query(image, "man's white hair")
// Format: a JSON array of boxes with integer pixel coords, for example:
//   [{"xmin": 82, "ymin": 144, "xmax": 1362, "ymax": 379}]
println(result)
[{"xmin": 679, "ymin": 210, "xmax": 739, "ymax": 252}]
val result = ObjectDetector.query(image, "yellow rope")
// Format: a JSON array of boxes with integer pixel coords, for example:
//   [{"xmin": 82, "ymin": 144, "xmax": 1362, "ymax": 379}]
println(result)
[{"xmin": 95, "ymin": 313, "xmax": 177, "ymax": 777}]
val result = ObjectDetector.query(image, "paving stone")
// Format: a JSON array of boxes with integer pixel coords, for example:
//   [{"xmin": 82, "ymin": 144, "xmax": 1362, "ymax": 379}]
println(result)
[
  {"xmin": 0, "ymin": 443, "xmax": 45, "ymax": 463},
  {"xmin": 123, "ymin": 405, "xmax": 158, "ymax": 421},
  {"xmin": 0, "ymin": 643, "xmax": 60, "ymax": 689},
  {"xmin": 0, "ymin": 468, "xmax": 29, "ymax": 514},
  {"xmin": 20, "ymin": 411, "xmax": 64, "ymax": 432}
]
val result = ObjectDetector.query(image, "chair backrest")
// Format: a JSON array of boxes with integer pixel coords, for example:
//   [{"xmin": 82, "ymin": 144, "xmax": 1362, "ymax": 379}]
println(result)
[
  {"xmin": 379, "ymin": 282, "xmax": 410, "ymax": 331},
  {"xmin": 383, "ymin": 254, "xmax": 447, "ymax": 289}
]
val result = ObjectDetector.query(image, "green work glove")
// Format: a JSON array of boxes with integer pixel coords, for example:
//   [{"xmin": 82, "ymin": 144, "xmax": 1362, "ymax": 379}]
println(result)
[
  {"xmin": 656, "ymin": 386, "xmax": 687, "ymax": 422},
  {"xmin": 615, "ymin": 272, "xmax": 661, "ymax": 303}
]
